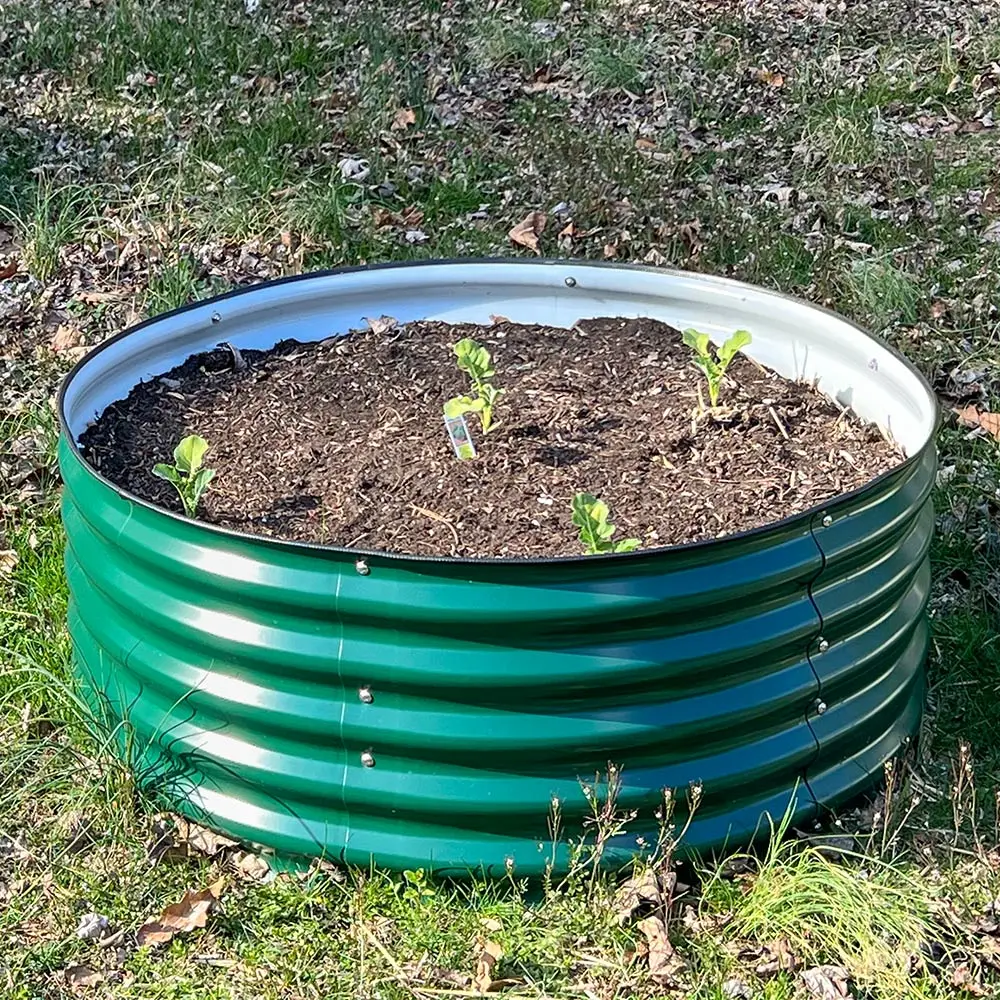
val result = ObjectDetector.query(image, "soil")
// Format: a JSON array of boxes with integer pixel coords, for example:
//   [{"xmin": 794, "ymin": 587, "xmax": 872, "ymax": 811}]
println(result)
[{"xmin": 79, "ymin": 317, "xmax": 903, "ymax": 559}]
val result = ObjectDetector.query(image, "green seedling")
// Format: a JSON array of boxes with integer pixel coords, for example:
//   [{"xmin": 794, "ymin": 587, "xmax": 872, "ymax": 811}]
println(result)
[
  {"xmin": 681, "ymin": 328, "xmax": 752, "ymax": 408},
  {"xmin": 444, "ymin": 337, "xmax": 503, "ymax": 434},
  {"xmin": 152, "ymin": 434, "xmax": 216, "ymax": 518},
  {"xmin": 571, "ymin": 493, "xmax": 640, "ymax": 555}
]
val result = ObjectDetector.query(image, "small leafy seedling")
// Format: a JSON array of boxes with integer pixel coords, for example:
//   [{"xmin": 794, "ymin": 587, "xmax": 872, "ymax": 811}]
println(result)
[
  {"xmin": 152, "ymin": 434, "xmax": 216, "ymax": 518},
  {"xmin": 444, "ymin": 337, "xmax": 503, "ymax": 434},
  {"xmin": 572, "ymin": 493, "xmax": 640, "ymax": 555},
  {"xmin": 681, "ymin": 328, "xmax": 752, "ymax": 408}
]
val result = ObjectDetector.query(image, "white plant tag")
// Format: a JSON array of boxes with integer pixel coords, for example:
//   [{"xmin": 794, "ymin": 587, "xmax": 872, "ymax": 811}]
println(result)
[{"xmin": 444, "ymin": 412, "xmax": 476, "ymax": 460}]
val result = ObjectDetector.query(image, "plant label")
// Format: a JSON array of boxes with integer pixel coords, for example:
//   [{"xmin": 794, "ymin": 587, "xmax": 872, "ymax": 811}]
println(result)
[{"xmin": 444, "ymin": 412, "xmax": 476, "ymax": 460}]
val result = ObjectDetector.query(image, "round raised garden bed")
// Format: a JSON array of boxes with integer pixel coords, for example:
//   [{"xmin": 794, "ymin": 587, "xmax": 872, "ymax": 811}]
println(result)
[{"xmin": 58, "ymin": 260, "xmax": 937, "ymax": 875}]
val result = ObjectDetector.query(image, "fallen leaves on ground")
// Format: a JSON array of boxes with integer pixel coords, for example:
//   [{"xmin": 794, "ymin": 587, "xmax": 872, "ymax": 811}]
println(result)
[
  {"xmin": 136, "ymin": 878, "xmax": 225, "ymax": 948},
  {"xmin": 0, "ymin": 259, "xmax": 18, "ymax": 280},
  {"xmin": 755, "ymin": 938, "xmax": 799, "ymax": 976},
  {"xmin": 637, "ymin": 914, "xmax": 686, "ymax": 987},
  {"xmin": 76, "ymin": 912, "xmax": 109, "ymax": 940},
  {"xmin": 952, "ymin": 962, "xmax": 988, "ymax": 996},
  {"xmin": 800, "ymin": 964, "xmax": 850, "ymax": 998},
  {"xmin": 721, "ymin": 978, "xmax": 752, "ymax": 999},
  {"xmin": 50, "ymin": 325, "xmax": 84, "ymax": 354},
  {"xmin": 615, "ymin": 868, "xmax": 676, "ymax": 924},
  {"xmin": 472, "ymin": 936, "xmax": 503, "ymax": 992},
  {"xmin": 469, "ymin": 931, "xmax": 520, "ymax": 993},
  {"xmin": 392, "ymin": 107, "xmax": 417, "ymax": 130},
  {"xmin": 954, "ymin": 404, "xmax": 1000, "ymax": 441},
  {"xmin": 0, "ymin": 550, "xmax": 17, "ymax": 578},
  {"xmin": 64, "ymin": 965, "xmax": 104, "ymax": 991},
  {"xmin": 508, "ymin": 211, "xmax": 546, "ymax": 253}
]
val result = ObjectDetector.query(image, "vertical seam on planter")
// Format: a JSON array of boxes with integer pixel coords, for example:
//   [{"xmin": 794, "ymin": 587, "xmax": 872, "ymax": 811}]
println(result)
[
  {"xmin": 333, "ymin": 564, "xmax": 349, "ymax": 867},
  {"xmin": 801, "ymin": 519, "xmax": 828, "ymax": 814}
]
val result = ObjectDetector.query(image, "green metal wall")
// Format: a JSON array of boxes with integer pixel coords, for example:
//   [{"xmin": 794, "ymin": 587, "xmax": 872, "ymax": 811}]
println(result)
[{"xmin": 59, "ymin": 424, "xmax": 934, "ymax": 875}]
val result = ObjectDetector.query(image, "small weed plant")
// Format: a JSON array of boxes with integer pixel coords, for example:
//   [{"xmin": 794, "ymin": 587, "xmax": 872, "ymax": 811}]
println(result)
[
  {"xmin": 571, "ymin": 493, "xmax": 640, "ymax": 554},
  {"xmin": 444, "ymin": 337, "xmax": 503, "ymax": 434},
  {"xmin": 682, "ymin": 328, "xmax": 752, "ymax": 409},
  {"xmin": 152, "ymin": 434, "xmax": 216, "ymax": 518}
]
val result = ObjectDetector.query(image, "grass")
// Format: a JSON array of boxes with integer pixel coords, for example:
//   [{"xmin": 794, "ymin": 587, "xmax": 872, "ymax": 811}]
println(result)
[{"xmin": 2, "ymin": 0, "xmax": 1000, "ymax": 996}]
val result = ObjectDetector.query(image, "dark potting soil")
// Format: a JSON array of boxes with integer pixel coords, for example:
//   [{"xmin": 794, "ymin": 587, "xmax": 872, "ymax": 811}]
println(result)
[{"xmin": 79, "ymin": 317, "xmax": 903, "ymax": 558}]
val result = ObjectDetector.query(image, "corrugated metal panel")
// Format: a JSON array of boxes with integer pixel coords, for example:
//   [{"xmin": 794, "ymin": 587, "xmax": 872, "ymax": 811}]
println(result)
[
  {"xmin": 62, "ymin": 436, "xmax": 835, "ymax": 873},
  {"xmin": 59, "ymin": 429, "xmax": 935, "ymax": 874},
  {"xmin": 804, "ymin": 445, "xmax": 935, "ymax": 809}
]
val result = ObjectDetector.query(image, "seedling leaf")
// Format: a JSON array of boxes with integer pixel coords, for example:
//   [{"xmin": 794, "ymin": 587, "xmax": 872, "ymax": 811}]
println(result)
[
  {"xmin": 682, "ymin": 328, "xmax": 752, "ymax": 408},
  {"xmin": 152, "ymin": 463, "xmax": 181, "ymax": 485},
  {"xmin": 152, "ymin": 435, "xmax": 216, "ymax": 518},
  {"xmin": 447, "ymin": 338, "xmax": 503, "ymax": 435},
  {"xmin": 174, "ymin": 434, "xmax": 208, "ymax": 475},
  {"xmin": 572, "ymin": 493, "xmax": 641, "ymax": 555}
]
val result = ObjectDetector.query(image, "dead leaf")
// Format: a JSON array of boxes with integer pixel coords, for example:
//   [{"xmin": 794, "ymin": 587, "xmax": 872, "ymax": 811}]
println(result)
[
  {"xmin": 402, "ymin": 205, "xmax": 425, "ymax": 227},
  {"xmin": 635, "ymin": 137, "xmax": 657, "ymax": 151},
  {"xmin": 235, "ymin": 851, "xmax": 271, "ymax": 881},
  {"xmin": 64, "ymin": 966, "xmax": 104, "ymax": 991},
  {"xmin": 952, "ymin": 963, "xmax": 988, "ymax": 996},
  {"xmin": 679, "ymin": 220, "xmax": 703, "ymax": 255},
  {"xmin": 136, "ymin": 878, "xmax": 225, "ymax": 948},
  {"xmin": 755, "ymin": 68, "xmax": 785, "ymax": 87},
  {"xmin": 372, "ymin": 207, "xmax": 400, "ymax": 228},
  {"xmin": 508, "ymin": 211, "xmax": 546, "ymax": 253},
  {"xmin": 472, "ymin": 937, "xmax": 503, "ymax": 992},
  {"xmin": 76, "ymin": 289, "xmax": 124, "ymax": 305},
  {"xmin": 489, "ymin": 314, "xmax": 510, "ymax": 325},
  {"xmin": 756, "ymin": 939, "xmax": 799, "ymax": 976},
  {"xmin": 800, "ymin": 965, "xmax": 850, "ymax": 998},
  {"xmin": 982, "ymin": 219, "xmax": 1000, "ymax": 243},
  {"xmin": 0, "ymin": 550, "xmax": 18, "ymax": 578},
  {"xmin": 637, "ymin": 915, "xmax": 685, "ymax": 986},
  {"xmin": 0, "ymin": 259, "xmax": 17, "ymax": 280},
  {"xmin": 615, "ymin": 869, "xmax": 675, "ymax": 925},
  {"xmin": 558, "ymin": 221, "xmax": 577, "ymax": 239},
  {"xmin": 931, "ymin": 300, "xmax": 947, "ymax": 319},
  {"xmin": 50, "ymin": 325, "xmax": 84, "ymax": 353},
  {"xmin": 176, "ymin": 818, "xmax": 238, "ymax": 857},
  {"xmin": 955, "ymin": 404, "xmax": 1000, "ymax": 440},
  {"xmin": 392, "ymin": 107, "xmax": 417, "ymax": 130},
  {"xmin": 365, "ymin": 315, "xmax": 398, "ymax": 336}
]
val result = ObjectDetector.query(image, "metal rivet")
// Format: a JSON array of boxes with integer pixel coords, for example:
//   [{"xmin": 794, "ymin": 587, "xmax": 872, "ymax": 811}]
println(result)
[
  {"xmin": 361, "ymin": 750, "xmax": 375, "ymax": 767},
  {"xmin": 564, "ymin": 276, "xmax": 577, "ymax": 287},
  {"xmin": 817, "ymin": 637, "xmax": 829, "ymax": 652},
  {"xmin": 358, "ymin": 687, "xmax": 373, "ymax": 704},
  {"xmin": 822, "ymin": 514, "xmax": 833, "ymax": 527},
  {"xmin": 211, "ymin": 311, "xmax": 222, "ymax": 324},
  {"xmin": 355, "ymin": 558, "xmax": 370, "ymax": 576},
  {"xmin": 815, "ymin": 700, "xmax": 827, "ymax": 715}
]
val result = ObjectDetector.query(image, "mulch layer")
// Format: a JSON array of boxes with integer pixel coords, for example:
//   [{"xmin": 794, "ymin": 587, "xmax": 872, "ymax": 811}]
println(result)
[{"xmin": 79, "ymin": 316, "xmax": 903, "ymax": 558}]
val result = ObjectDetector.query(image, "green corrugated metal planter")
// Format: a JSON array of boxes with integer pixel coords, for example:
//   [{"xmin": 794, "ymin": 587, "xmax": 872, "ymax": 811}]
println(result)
[{"xmin": 58, "ymin": 261, "xmax": 938, "ymax": 875}]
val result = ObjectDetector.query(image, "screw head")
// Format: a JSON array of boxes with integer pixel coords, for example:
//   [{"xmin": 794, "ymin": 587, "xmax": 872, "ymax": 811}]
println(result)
[
  {"xmin": 355, "ymin": 559, "xmax": 370, "ymax": 576},
  {"xmin": 358, "ymin": 687, "xmax": 373, "ymax": 704},
  {"xmin": 815, "ymin": 699, "xmax": 827, "ymax": 715},
  {"xmin": 822, "ymin": 514, "xmax": 833, "ymax": 527},
  {"xmin": 360, "ymin": 750, "xmax": 375, "ymax": 767},
  {"xmin": 817, "ymin": 637, "xmax": 829, "ymax": 652},
  {"xmin": 211, "ymin": 311, "xmax": 222, "ymax": 324},
  {"xmin": 564, "ymin": 276, "xmax": 577, "ymax": 287}
]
